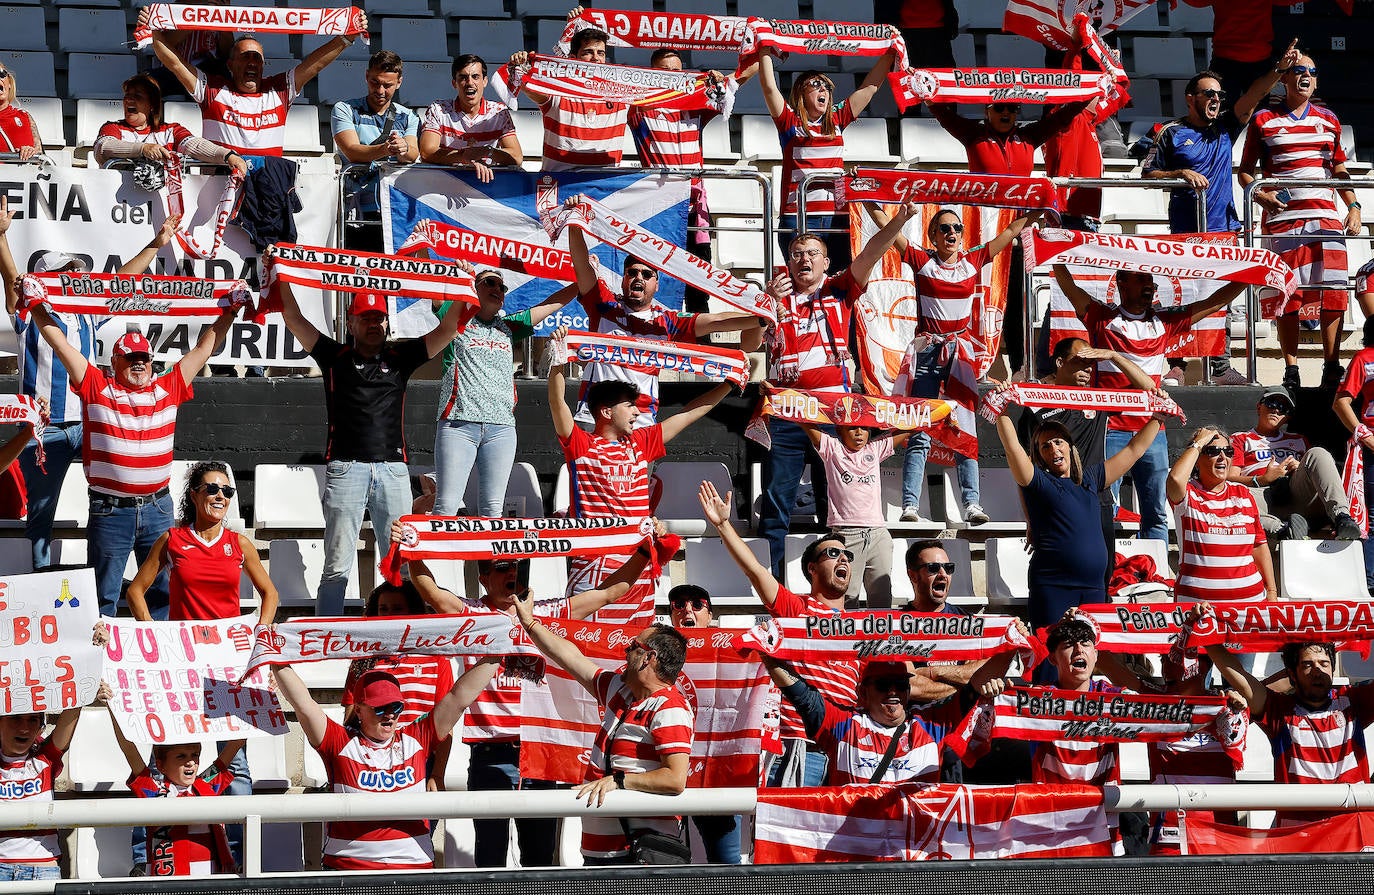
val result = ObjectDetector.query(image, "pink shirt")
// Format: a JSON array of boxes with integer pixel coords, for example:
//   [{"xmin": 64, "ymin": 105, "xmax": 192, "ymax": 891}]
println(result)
[{"xmin": 815, "ymin": 432, "xmax": 894, "ymax": 527}]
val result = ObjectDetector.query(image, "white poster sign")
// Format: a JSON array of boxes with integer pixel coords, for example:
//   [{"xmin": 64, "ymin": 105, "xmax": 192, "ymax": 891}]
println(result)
[{"xmin": 0, "ymin": 568, "xmax": 101, "ymax": 716}]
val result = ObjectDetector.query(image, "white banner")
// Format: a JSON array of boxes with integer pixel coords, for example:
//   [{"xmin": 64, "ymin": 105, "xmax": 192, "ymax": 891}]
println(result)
[
  {"xmin": 103, "ymin": 614, "xmax": 286, "ymax": 744},
  {"xmin": 0, "ymin": 569, "xmax": 101, "ymax": 716},
  {"xmin": 0, "ymin": 164, "xmax": 337, "ymax": 367}
]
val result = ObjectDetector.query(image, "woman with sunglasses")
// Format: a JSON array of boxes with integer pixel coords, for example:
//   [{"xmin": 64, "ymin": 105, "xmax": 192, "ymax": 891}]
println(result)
[
  {"xmin": 0, "ymin": 65, "xmax": 42, "ymax": 161},
  {"xmin": 125, "ymin": 460, "xmax": 277, "ymax": 626},
  {"xmin": 996, "ymin": 405, "xmax": 1166, "ymax": 633},
  {"xmin": 1167, "ymin": 427, "xmax": 1276, "ymax": 604},
  {"xmin": 758, "ymin": 44, "xmax": 898, "ymax": 267}
]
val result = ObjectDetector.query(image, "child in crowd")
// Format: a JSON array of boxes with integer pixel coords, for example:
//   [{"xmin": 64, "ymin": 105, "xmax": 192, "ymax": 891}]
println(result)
[
  {"xmin": 0, "ymin": 706, "xmax": 83, "ymax": 881},
  {"xmin": 798, "ymin": 419, "xmax": 910, "ymax": 608}
]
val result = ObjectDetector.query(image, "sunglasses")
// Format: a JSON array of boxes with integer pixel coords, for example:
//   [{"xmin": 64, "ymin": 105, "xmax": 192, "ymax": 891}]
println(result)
[
  {"xmin": 1199, "ymin": 445, "xmax": 1228, "ymax": 457},
  {"xmin": 1261, "ymin": 399, "xmax": 1292, "ymax": 413},
  {"xmin": 625, "ymin": 268, "xmax": 657, "ymax": 280},
  {"xmin": 920, "ymin": 561, "xmax": 956, "ymax": 575},
  {"xmin": 491, "ymin": 560, "xmax": 520, "ymax": 572},
  {"xmin": 819, "ymin": 546, "xmax": 855, "ymax": 562},
  {"xmin": 371, "ymin": 701, "xmax": 404, "ymax": 719},
  {"xmin": 1192, "ymin": 88, "xmax": 1226, "ymax": 100},
  {"xmin": 625, "ymin": 640, "xmax": 655, "ymax": 656},
  {"xmin": 0, "ymin": 69, "xmax": 10, "ymax": 81},
  {"xmin": 196, "ymin": 482, "xmax": 237, "ymax": 498},
  {"xmin": 477, "ymin": 277, "xmax": 507, "ymax": 290},
  {"xmin": 802, "ymin": 78, "xmax": 830, "ymax": 91},
  {"xmin": 990, "ymin": 103, "xmax": 1021, "ymax": 113},
  {"xmin": 1289, "ymin": 65, "xmax": 1318, "ymax": 77},
  {"xmin": 670, "ymin": 597, "xmax": 709, "ymax": 611},
  {"xmin": 867, "ymin": 676, "xmax": 910, "ymax": 692},
  {"xmin": 936, "ymin": 223, "xmax": 964, "ymax": 235},
  {"xmin": 120, "ymin": 353, "xmax": 152, "ymax": 364}
]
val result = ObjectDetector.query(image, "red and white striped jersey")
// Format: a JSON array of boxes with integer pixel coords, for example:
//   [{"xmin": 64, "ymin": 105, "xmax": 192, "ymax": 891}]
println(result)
[
  {"xmin": 317, "ymin": 717, "xmax": 435, "ymax": 870},
  {"xmin": 1340, "ymin": 347, "xmax": 1374, "ymax": 427},
  {"xmin": 192, "ymin": 70, "xmax": 297, "ymax": 156},
  {"xmin": 765, "ymin": 271, "xmax": 860, "ymax": 391},
  {"xmin": 130, "ymin": 762, "xmax": 235, "ymax": 877},
  {"xmin": 77, "ymin": 366, "xmax": 192, "ymax": 498},
  {"xmin": 817, "ymin": 706, "xmax": 940, "ymax": 785},
  {"xmin": 460, "ymin": 596, "xmax": 572, "ymax": 742},
  {"xmin": 776, "ymin": 103, "xmax": 856, "ymax": 214},
  {"xmin": 0, "ymin": 739, "xmax": 62, "ymax": 864},
  {"xmin": 561, "ymin": 423, "xmax": 664, "ymax": 519},
  {"xmin": 1240, "ymin": 101, "xmax": 1347, "ymax": 234},
  {"xmin": 1031, "ymin": 681, "xmax": 1121, "ymax": 786},
  {"xmin": 1149, "ymin": 729, "xmax": 1239, "ymax": 785},
  {"xmin": 582, "ymin": 669, "xmax": 694, "ymax": 858},
  {"xmin": 538, "ymin": 96, "xmax": 627, "ymax": 171},
  {"xmin": 1083, "ymin": 303, "xmax": 1191, "ymax": 432},
  {"xmin": 1261, "ymin": 686, "xmax": 1374, "ymax": 786},
  {"xmin": 902, "ymin": 245, "xmax": 992, "ymax": 336},
  {"xmin": 627, "ymin": 106, "xmax": 713, "ymax": 167},
  {"xmin": 770, "ymin": 586, "xmax": 860, "ymax": 741},
  {"xmin": 1173, "ymin": 481, "xmax": 1267, "ymax": 604},
  {"xmin": 420, "ymin": 98, "xmax": 515, "ymax": 151},
  {"xmin": 1229, "ymin": 428, "xmax": 1311, "ymax": 477},
  {"xmin": 95, "ymin": 120, "xmax": 194, "ymax": 155},
  {"xmin": 342, "ymin": 655, "xmax": 456, "ymax": 728}
]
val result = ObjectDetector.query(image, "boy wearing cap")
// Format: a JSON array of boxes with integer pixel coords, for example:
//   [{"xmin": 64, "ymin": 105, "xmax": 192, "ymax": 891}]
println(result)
[
  {"xmin": 0, "ymin": 206, "xmax": 179, "ymax": 572},
  {"xmin": 273, "ymin": 271, "xmax": 469, "ymax": 617},
  {"xmin": 271, "ymin": 660, "xmax": 499, "ymax": 870},
  {"xmin": 1227, "ymin": 386, "xmax": 1360, "ymax": 541}
]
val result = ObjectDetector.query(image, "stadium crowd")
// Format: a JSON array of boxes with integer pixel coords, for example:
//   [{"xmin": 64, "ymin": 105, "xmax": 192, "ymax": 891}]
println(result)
[{"xmin": 3, "ymin": 0, "xmax": 1374, "ymax": 877}]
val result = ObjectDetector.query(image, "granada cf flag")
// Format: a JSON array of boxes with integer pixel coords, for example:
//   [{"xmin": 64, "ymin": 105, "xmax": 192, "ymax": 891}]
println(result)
[
  {"xmin": 518, "ymin": 619, "xmax": 769, "ymax": 787},
  {"xmin": 1185, "ymin": 812, "xmax": 1374, "ymax": 855},
  {"xmin": 1004, "ymin": 0, "xmax": 1160, "ymax": 52},
  {"xmin": 755, "ymin": 784, "xmax": 1112, "ymax": 862}
]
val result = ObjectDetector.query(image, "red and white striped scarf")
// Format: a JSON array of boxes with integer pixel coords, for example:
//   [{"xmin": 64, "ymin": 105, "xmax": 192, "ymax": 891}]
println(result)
[
  {"xmin": 1344, "ymin": 427, "xmax": 1369, "ymax": 537},
  {"xmin": 133, "ymin": 4, "xmax": 366, "ymax": 49},
  {"xmin": 1052, "ymin": 603, "xmax": 1188, "ymax": 656},
  {"xmin": 1023, "ymin": 227, "xmax": 1299, "ymax": 297},
  {"xmin": 552, "ymin": 330, "xmax": 749, "ymax": 389},
  {"xmin": 19, "ymin": 272, "xmax": 250, "ymax": 318},
  {"xmin": 739, "ymin": 18, "xmax": 908, "ymax": 74},
  {"xmin": 735, "ymin": 612, "xmax": 1046, "ymax": 668},
  {"xmin": 266, "ymin": 243, "xmax": 478, "ymax": 305},
  {"xmin": 543, "ymin": 195, "xmax": 776, "ymax": 321},
  {"xmin": 397, "ymin": 219, "xmax": 576, "ymax": 282},
  {"xmin": 755, "ymin": 784, "xmax": 1113, "ymax": 862},
  {"xmin": 1186, "ymin": 600, "xmax": 1374, "ymax": 657},
  {"xmin": 888, "ymin": 67, "xmax": 1111, "ymax": 113},
  {"xmin": 946, "ymin": 687, "xmax": 1245, "ymax": 766},
  {"xmin": 555, "ymin": 8, "xmax": 749, "ymax": 56},
  {"xmin": 0, "ymin": 395, "xmax": 48, "ymax": 470},
  {"xmin": 381, "ymin": 514, "xmax": 651, "ymax": 586},
  {"xmin": 493, "ymin": 54, "xmax": 732, "ymax": 115},
  {"xmin": 1003, "ymin": 0, "xmax": 1159, "ymax": 53},
  {"xmin": 164, "ymin": 152, "xmax": 244, "ymax": 261},
  {"xmin": 847, "ymin": 167, "xmax": 1060, "ymax": 213},
  {"xmin": 517, "ymin": 619, "xmax": 770, "ymax": 787},
  {"xmin": 240, "ymin": 613, "xmax": 526, "ymax": 678},
  {"xmin": 979, "ymin": 384, "xmax": 1186, "ymax": 424}
]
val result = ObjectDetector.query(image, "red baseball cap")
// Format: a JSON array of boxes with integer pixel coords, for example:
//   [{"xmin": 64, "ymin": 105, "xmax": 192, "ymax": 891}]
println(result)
[
  {"xmin": 348, "ymin": 292, "xmax": 387, "ymax": 315},
  {"xmin": 353, "ymin": 670, "xmax": 403, "ymax": 708},
  {"xmin": 113, "ymin": 331, "xmax": 152, "ymax": 357}
]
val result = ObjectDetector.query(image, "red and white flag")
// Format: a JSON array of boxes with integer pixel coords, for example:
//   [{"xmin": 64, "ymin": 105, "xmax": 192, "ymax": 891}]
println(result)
[
  {"xmin": 554, "ymin": 330, "xmax": 749, "ymax": 389},
  {"xmin": 134, "ymin": 4, "xmax": 366, "ymax": 49},
  {"xmin": 1344, "ymin": 430, "xmax": 1368, "ymax": 538},
  {"xmin": 1004, "ymin": 0, "xmax": 1160, "ymax": 52},
  {"xmin": 979, "ymin": 384, "xmax": 1186, "ymax": 424},
  {"xmin": 846, "ymin": 167, "xmax": 1059, "ymax": 214},
  {"xmin": 518, "ymin": 619, "xmax": 770, "ymax": 787},
  {"xmin": 1185, "ymin": 812, "xmax": 1374, "ymax": 856},
  {"xmin": 265, "ymin": 243, "xmax": 478, "ymax": 307},
  {"xmin": 737, "ymin": 612, "xmax": 1045, "ymax": 668},
  {"xmin": 19, "ymin": 273, "xmax": 250, "ymax": 318},
  {"xmin": 1187, "ymin": 600, "xmax": 1374, "ymax": 658},
  {"xmin": 888, "ymin": 67, "xmax": 1110, "ymax": 113},
  {"xmin": 555, "ymin": 8, "xmax": 749, "ymax": 56},
  {"xmin": 755, "ymin": 784, "xmax": 1113, "ymax": 862},
  {"xmin": 0, "ymin": 395, "xmax": 47, "ymax": 430},
  {"xmin": 739, "ymin": 18, "xmax": 907, "ymax": 73}
]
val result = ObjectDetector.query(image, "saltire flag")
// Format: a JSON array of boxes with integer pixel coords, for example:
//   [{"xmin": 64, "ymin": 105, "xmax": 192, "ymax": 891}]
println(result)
[
  {"xmin": 517, "ymin": 619, "xmax": 769, "ymax": 788},
  {"xmin": 1186, "ymin": 600, "xmax": 1374, "ymax": 658},
  {"xmin": 754, "ymin": 784, "xmax": 1112, "ymax": 862},
  {"xmin": 1184, "ymin": 812, "xmax": 1374, "ymax": 856},
  {"xmin": 381, "ymin": 167, "xmax": 690, "ymax": 337},
  {"xmin": 1004, "ymin": 0, "xmax": 1160, "ymax": 52}
]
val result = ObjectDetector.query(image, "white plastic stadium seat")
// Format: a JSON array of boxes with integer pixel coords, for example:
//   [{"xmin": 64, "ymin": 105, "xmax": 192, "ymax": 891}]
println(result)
[
  {"xmin": 440, "ymin": 0, "xmax": 509, "ymax": 16},
  {"xmin": 164, "ymin": 100, "xmax": 204, "ymax": 133},
  {"xmin": 267, "ymin": 538, "xmax": 361, "ymax": 607},
  {"xmin": 76, "ymin": 98, "xmax": 124, "ymax": 151},
  {"xmin": 58, "ymin": 8, "xmax": 128, "ymax": 54},
  {"xmin": 682, "ymin": 536, "xmax": 771, "ymax": 607},
  {"xmin": 700, "ymin": 116, "xmax": 738, "ymax": 162},
  {"xmin": 67, "ymin": 54, "xmax": 139, "ymax": 101},
  {"xmin": 880, "ymin": 466, "xmax": 940, "ymax": 533},
  {"xmin": 366, "ymin": 0, "xmax": 434, "ymax": 15},
  {"xmin": 0, "ymin": 51, "xmax": 56, "ymax": 98},
  {"xmin": 461, "ymin": 460, "xmax": 545, "ymax": 517},
  {"xmin": 899, "ymin": 118, "xmax": 967, "ymax": 166},
  {"xmin": 303, "ymin": 33, "xmax": 372, "ymax": 62},
  {"xmin": 941, "ymin": 466, "xmax": 1024, "ymax": 533},
  {"xmin": 53, "ymin": 464, "xmax": 90, "ymax": 528},
  {"xmin": 0, "ymin": 540, "xmax": 33, "ymax": 576},
  {"xmin": 843, "ymin": 118, "xmax": 896, "ymax": 164},
  {"xmin": 1279, "ymin": 539, "xmax": 1368, "ymax": 601},
  {"xmin": 300, "ymin": 706, "xmax": 347, "ymax": 788},
  {"xmin": 1129, "ymin": 36, "xmax": 1198, "ymax": 79},
  {"xmin": 952, "ymin": 33, "xmax": 976, "ymax": 69},
  {"xmin": 315, "ymin": 58, "xmax": 369, "ymax": 106},
  {"xmin": 458, "ymin": 19, "xmax": 526, "ymax": 60},
  {"xmin": 14, "ymin": 98, "xmax": 65, "ymax": 149},
  {"xmin": 739, "ymin": 115, "xmax": 782, "ymax": 162},
  {"xmin": 253, "ymin": 464, "xmax": 327, "ymax": 530},
  {"xmin": 783, "ymin": 532, "xmax": 821, "ymax": 595},
  {"xmin": 651, "ymin": 461, "xmax": 734, "ymax": 536},
  {"xmin": 984, "ymin": 34, "xmax": 1047, "ymax": 70},
  {"xmin": 397, "ymin": 61, "xmax": 454, "ymax": 112},
  {"xmin": 954, "ymin": 0, "xmax": 1005, "ymax": 30},
  {"xmin": 985, "ymin": 537, "xmax": 1031, "ymax": 606},
  {"xmin": 3, "ymin": 6, "xmax": 47, "ymax": 51},
  {"xmin": 1112, "ymin": 537, "xmax": 1170, "ymax": 572},
  {"xmin": 1167, "ymin": 2, "xmax": 1214, "ymax": 33},
  {"xmin": 285, "ymin": 106, "xmax": 326, "ymax": 154}
]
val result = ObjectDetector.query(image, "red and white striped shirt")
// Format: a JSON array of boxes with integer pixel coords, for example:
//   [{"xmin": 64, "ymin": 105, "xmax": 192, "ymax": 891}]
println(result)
[
  {"xmin": 776, "ymin": 104, "xmax": 856, "ymax": 214},
  {"xmin": 771, "ymin": 586, "xmax": 860, "ymax": 741},
  {"xmin": 459, "ymin": 596, "xmax": 572, "ymax": 742},
  {"xmin": 539, "ymin": 96, "xmax": 627, "ymax": 171},
  {"xmin": 77, "ymin": 366, "xmax": 192, "ymax": 498},
  {"xmin": 317, "ymin": 717, "xmax": 435, "ymax": 870},
  {"xmin": 342, "ymin": 655, "xmax": 456, "ymax": 728},
  {"xmin": 94, "ymin": 120, "xmax": 195, "ymax": 156},
  {"xmin": 902, "ymin": 245, "xmax": 992, "ymax": 336},
  {"xmin": 1031, "ymin": 681, "xmax": 1121, "ymax": 786},
  {"xmin": 582, "ymin": 669, "xmax": 694, "ymax": 858},
  {"xmin": 1173, "ymin": 481, "xmax": 1267, "ymax": 603},
  {"xmin": 1240, "ymin": 101, "xmax": 1347, "ymax": 234},
  {"xmin": 1262, "ymin": 686, "xmax": 1374, "ymax": 825},
  {"xmin": 0, "ymin": 740, "xmax": 63, "ymax": 865},
  {"xmin": 817, "ymin": 706, "xmax": 940, "ymax": 785},
  {"xmin": 1340, "ymin": 347, "xmax": 1374, "ymax": 426},
  {"xmin": 192, "ymin": 69, "xmax": 298, "ymax": 156},
  {"xmin": 766, "ymin": 270, "xmax": 860, "ymax": 391},
  {"xmin": 627, "ymin": 106, "xmax": 711, "ymax": 167},
  {"xmin": 1229, "ymin": 428, "xmax": 1311, "ymax": 478},
  {"xmin": 420, "ymin": 98, "xmax": 515, "ymax": 152},
  {"xmin": 1084, "ymin": 303, "xmax": 1191, "ymax": 432}
]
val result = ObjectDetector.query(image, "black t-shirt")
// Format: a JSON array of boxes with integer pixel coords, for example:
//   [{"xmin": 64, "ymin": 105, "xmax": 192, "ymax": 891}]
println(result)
[
  {"xmin": 1013, "ymin": 404, "xmax": 1110, "ymax": 507},
  {"xmin": 310, "ymin": 335, "xmax": 429, "ymax": 462}
]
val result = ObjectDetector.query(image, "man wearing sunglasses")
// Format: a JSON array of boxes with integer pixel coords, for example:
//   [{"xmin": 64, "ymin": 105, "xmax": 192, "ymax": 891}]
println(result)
[
  {"xmin": 1228, "ymin": 387, "xmax": 1360, "ymax": 542},
  {"xmin": 1238, "ymin": 51, "xmax": 1361, "ymax": 392}
]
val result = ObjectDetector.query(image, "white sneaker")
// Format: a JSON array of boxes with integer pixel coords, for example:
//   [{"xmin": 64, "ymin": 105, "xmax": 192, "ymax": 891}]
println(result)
[
  {"xmin": 1162, "ymin": 367, "xmax": 1186, "ymax": 387},
  {"xmin": 965, "ymin": 503, "xmax": 990, "ymax": 525},
  {"xmin": 900, "ymin": 506, "xmax": 925, "ymax": 523},
  {"xmin": 1211, "ymin": 366, "xmax": 1250, "ymax": 386}
]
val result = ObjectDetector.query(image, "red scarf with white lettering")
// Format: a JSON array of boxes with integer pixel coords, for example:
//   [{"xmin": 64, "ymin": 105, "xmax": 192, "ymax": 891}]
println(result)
[
  {"xmin": 397, "ymin": 219, "xmax": 576, "ymax": 282},
  {"xmin": 734, "ymin": 612, "xmax": 1045, "ymax": 667},
  {"xmin": 1022, "ymin": 227, "xmax": 1299, "ymax": 297},
  {"xmin": 738, "ymin": 18, "xmax": 908, "ymax": 74},
  {"xmin": 846, "ymin": 167, "xmax": 1060, "ymax": 213},
  {"xmin": 1186, "ymin": 600, "xmax": 1374, "ymax": 657},
  {"xmin": 888, "ymin": 67, "xmax": 1110, "ymax": 113},
  {"xmin": 163, "ymin": 154, "xmax": 245, "ymax": 262},
  {"xmin": 555, "ymin": 8, "xmax": 749, "ymax": 55},
  {"xmin": 552, "ymin": 330, "xmax": 749, "ymax": 389},
  {"xmin": 19, "ymin": 273, "xmax": 250, "ymax": 318},
  {"xmin": 979, "ymin": 384, "xmax": 1186, "ymax": 425},
  {"xmin": 492, "ymin": 54, "xmax": 733, "ymax": 115},
  {"xmin": 265, "ymin": 243, "xmax": 477, "ymax": 306},
  {"xmin": 543, "ymin": 196, "xmax": 775, "ymax": 321},
  {"xmin": 133, "ymin": 4, "xmax": 367, "ymax": 49}
]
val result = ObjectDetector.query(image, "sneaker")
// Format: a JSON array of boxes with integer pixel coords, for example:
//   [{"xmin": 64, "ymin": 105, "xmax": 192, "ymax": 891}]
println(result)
[
  {"xmin": 1282, "ymin": 364, "xmax": 1301, "ymax": 393},
  {"xmin": 1334, "ymin": 513, "xmax": 1363, "ymax": 541},
  {"xmin": 1275, "ymin": 513, "xmax": 1309, "ymax": 542},
  {"xmin": 899, "ymin": 506, "xmax": 926, "ymax": 523},
  {"xmin": 1211, "ymin": 366, "xmax": 1249, "ymax": 386},
  {"xmin": 1322, "ymin": 360, "xmax": 1345, "ymax": 392},
  {"xmin": 964, "ymin": 503, "xmax": 991, "ymax": 525},
  {"xmin": 1162, "ymin": 366, "xmax": 1186, "ymax": 387}
]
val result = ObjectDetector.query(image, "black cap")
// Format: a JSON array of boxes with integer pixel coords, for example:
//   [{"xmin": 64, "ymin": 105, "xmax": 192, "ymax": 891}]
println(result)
[{"xmin": 667, "ymin": 584, "xmax": 711, "ymax": 606}]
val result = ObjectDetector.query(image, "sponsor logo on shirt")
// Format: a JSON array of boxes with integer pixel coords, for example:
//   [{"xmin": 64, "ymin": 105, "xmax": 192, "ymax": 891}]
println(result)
[
  {"xmin": 358, "ymin": 766, "xmax": 416, "ymax": 790},
  {"xmin": 0, "ymin": 775, "xmax": 46, "ymax": 799}
]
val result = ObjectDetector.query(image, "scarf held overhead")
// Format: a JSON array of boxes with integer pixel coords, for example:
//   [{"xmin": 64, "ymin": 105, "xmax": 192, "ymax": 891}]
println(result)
[
  {"xmin": 1186, "ymin": 600, "xmax": 1374, "ymax": 658},
  {"xmin": 846, "ymin": 168, "xmax": 1060, "ymax": 213},
  {"xmin": 493, "ymin": 54, "xmax": 734, "ymax": 115},
  {"xmin": 266, "ymin": 243, "xmax": 478, "ymax": 305},
  {"xmin": 19, "ymin": 272, "xmax": 250, "ymax": 318},
  {"xmin": 553, "ymin": 330, "xmax": 750, "ymax": 389},
  {"xmin": 1003, "ymin": 0, "xmax": 1161, "ymax": 53},
  {"xmin": 746, "ymin": 385, "xmax": 977, "ymax": 460},
  {"xmin": 133, "ymin": 4, "xmax": 367, "ymax": 49},
  {"xmin": 555, "ymin": 8, "xmax": 749, "ymax": 55},
  {"xmin": 739, "ymin": 18, "xmax": 908, "ymax": 72},
  {"xmin": 979, "ymin": 384, "xmax": 1186, "ymax": 424},
  {"xmin": 1050, "ymin": 603, "xmax": 1188, "ymax": 656},
  {"xmin": 888, "ymin": 67, "xmax": 1112, "ymax": 113},
  {"xmin": 734, "ymin": 612, "xmax": 1046, "ymax": 667}
]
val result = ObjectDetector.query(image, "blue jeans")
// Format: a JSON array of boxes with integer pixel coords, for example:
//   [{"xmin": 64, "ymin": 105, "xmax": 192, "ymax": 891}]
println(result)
[
  {"xmin": 0, "ymin": 864, "xmax": 59, "ymax": 880},
  {"xmin": 20, "ymin": 422, "xmax": 82, "ymax": 570},
  {"xmin": 319, "ymin": 460, "xmax": 411, "ymax": 616},
  {"xmin": 220, "ymin": 744, "xmax": 252, "ymax": 868},
  {"xmin": 691, "ymin": 814, "xmax": 742, "ymax": 864},
  {"xmin": 467, "ymin": 741, "xmax": 559, "ymax": 868},
  {"xmin": 766, "ymin": 738, "xmax": 829, "ymax": 787},
  {"xmin": 759, "ymin": 418, "xmax": 830, "ymax": 578},
  {"xmin": 898, "ymin": 341, "xmax": 979, "ymax": 509},
  {"xmin": 1105, "ymin": 427, "xmax": 1169, "ymax": 543},
  {"xmin": 88, "ymin": 490, "xmax": 173, "ymax": 618},
  {"xmin": 433, "ymin": 421, "xmax": 517, "ymax": 517}
]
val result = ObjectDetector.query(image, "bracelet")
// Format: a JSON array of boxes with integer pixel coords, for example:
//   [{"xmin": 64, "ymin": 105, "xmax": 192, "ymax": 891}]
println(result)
[
  {"xmin": 1252, "ymin": 475, "xmax": 1261, "ymax": 487},
  {"xmin": 612, "ymin": 770, "xmax": 625, "ymax": 789},
  {"xmin": 1352, "ymin": 202, "xmax": 1363, "ymax": 211}
]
